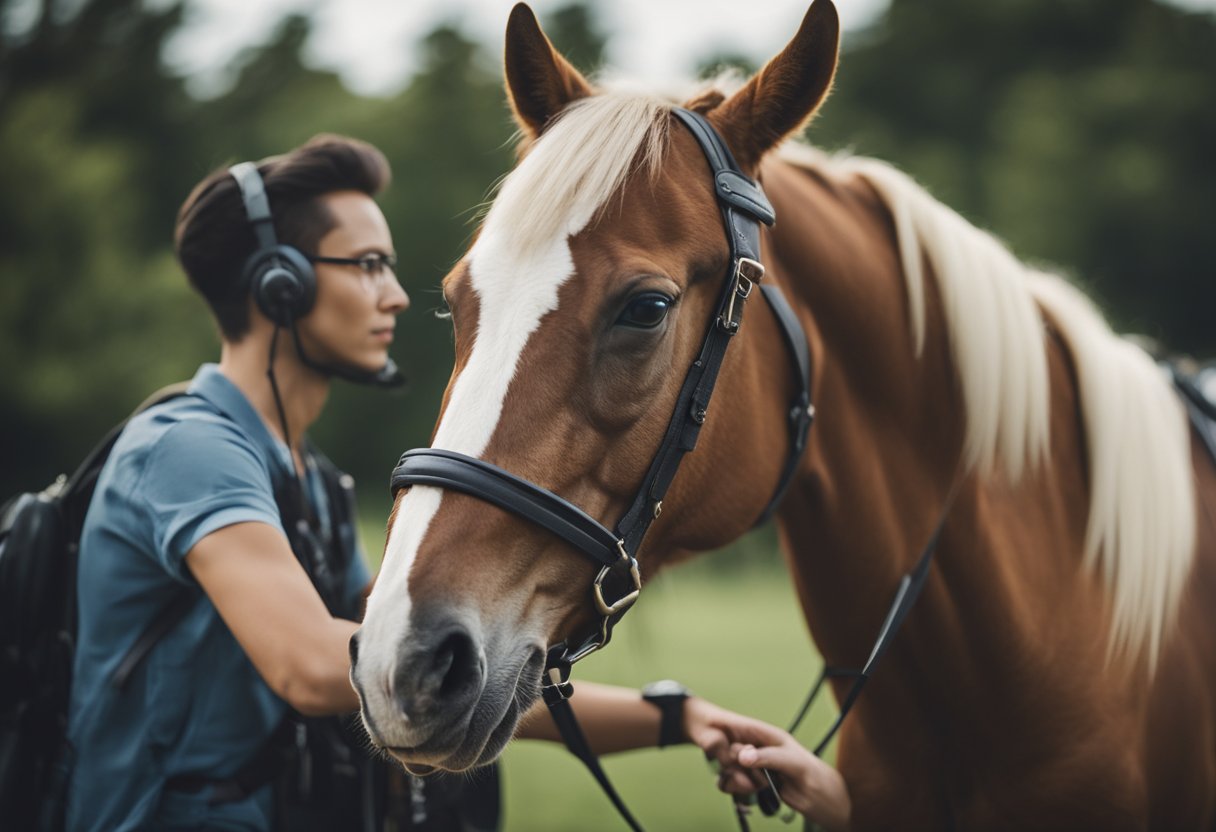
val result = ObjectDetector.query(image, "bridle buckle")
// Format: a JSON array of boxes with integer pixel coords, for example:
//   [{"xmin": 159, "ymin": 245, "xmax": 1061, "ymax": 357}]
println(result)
[
  {"xmin": 719, "ymin": 257, "xmax": 766, "ymax": 332},
  {"xmin": 592, "ymin": 542, "xmax": 642, "ymax": 617},
  {"xmin": 737, "ymin": 257, "xmax": 765, "ymax": 292},
  {"xmin": 541, "ymin": 663, "xmax": 575, "ymax": 703}
]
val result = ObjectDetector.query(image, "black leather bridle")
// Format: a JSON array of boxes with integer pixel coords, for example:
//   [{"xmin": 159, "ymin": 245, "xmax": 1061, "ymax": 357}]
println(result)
[
  {"xmin": 390, "ymin": 108, "xmax": 813, "ymax": 830},
  {"xmin": 391, "ymin": 108, "xmax": 812, "ymax": 674}
]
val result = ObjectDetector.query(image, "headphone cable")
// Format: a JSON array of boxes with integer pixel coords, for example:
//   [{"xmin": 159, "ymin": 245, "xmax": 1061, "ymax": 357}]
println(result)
[{"xmin": 267, "ymin": 320, "xmax": 310, "ymax": 521}]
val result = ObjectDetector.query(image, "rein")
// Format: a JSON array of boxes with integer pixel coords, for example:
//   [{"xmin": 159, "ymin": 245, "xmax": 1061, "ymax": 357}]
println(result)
[
  {"xmin": 786, "ymin": 478, "xmax": 960, "ymax": 757},
  {"xmin": 388, "ymin": 108, "xmax": 814, "ymax": 829}
]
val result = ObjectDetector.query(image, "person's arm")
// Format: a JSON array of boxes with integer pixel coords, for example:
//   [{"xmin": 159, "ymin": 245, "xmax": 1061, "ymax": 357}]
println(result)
[
  {"xmin": 514, "ymin": 680, "xmax": 770, "ymax": 764},
  {"xmin": 715, "ymin": 719, "xmax": 851, "ymax": 832},
  {"xmin": 186, "ymin": 521, "xmax": 360, "ymax": 716},
  {"xmin": 516, "ymin": 681, "xmax": 662, "ymax": 752}
]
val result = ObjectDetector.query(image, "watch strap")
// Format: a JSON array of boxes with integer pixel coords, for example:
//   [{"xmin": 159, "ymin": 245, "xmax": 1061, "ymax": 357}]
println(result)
[{"xmin": 641, "ymin": 680, "xmax": 691, "ymax": 749}]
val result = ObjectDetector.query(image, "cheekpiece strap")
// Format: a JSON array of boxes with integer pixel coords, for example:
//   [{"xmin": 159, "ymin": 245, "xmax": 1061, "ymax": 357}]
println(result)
[{"xmin": 612, "ymin": 109, "xmax": 775, "ymax": 553}]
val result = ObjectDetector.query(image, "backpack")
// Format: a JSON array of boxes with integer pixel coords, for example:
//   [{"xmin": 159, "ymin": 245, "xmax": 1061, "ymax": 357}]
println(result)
[
  {"xmin": 0, "ymin": 383, "xmax": 190, "ymax": 829},
  {"xmin": 0, "ymin": 384, "xmax": 501, "ymax": 831}
]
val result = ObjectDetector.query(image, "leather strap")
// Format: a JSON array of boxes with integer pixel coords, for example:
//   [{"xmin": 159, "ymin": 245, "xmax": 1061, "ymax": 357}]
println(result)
[
  {"xmin": 672, "ymin": 111, "xmax": 776, "ymax": 228},
  {"xmin": 110, "ymin": 589, "xmax": 195, "ymax": 690},
  {"xmin": 392, "ymin": 449, "xmax": 623, "ymax": 570},
  {"xmin": 542, "ymin": 658, "xmax": 644, "ymax": 832},
  {"xmin": 610, "ymin": 108, "xmax": 777, "ymax": 561},
  {"xmin": 1170, "ymin": 365, "xmax": 1216, "ymax": 465},
  {"xmin": 611, "ymin": 280, "xmax": 743, "ymax": 558},
  {"xmin": 786, "ymin": 478, "xmax": 960, "ymax": 757},
  {"xmin": 752, "ymin": 283, "xmax": 814, "ymax": 526}
]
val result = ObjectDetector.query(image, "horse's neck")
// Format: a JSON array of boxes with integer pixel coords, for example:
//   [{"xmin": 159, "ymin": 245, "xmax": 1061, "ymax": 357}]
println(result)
[
  {"xmin": 761, "ymin": 159, "xmax": 1098, "ymax": 714},
  {"xmin": 759, "ymin": 157, "xmax": 955, "ymax": 630}
]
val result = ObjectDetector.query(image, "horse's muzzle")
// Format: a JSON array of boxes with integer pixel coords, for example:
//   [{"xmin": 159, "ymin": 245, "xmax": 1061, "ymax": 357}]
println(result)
[{"xmin": 351, "ymin": 604, "xmax": 541, "ymax": 771}]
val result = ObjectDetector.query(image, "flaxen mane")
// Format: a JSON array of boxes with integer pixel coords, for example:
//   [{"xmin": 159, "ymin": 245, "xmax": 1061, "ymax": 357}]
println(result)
[
  {"xmin": 488, "ymin": 88, "xmax": 1195, "ymax": 671},
  {"xmin": 781, "ymin": 142, "xmax": 1196, "ymax": 671}
]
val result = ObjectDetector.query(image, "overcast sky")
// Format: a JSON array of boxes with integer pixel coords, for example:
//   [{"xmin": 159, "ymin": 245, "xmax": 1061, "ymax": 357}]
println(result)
[
  {"xmin": 155, "ymin": 0, "xmax": 1216, "ymax": 98},
  {"xmin": 12, "ymin": 0, "xmax": 1214, "ymax": 97},
  {"xmin": 151, "ymin": 0, "xmax": 899, "ymax": 96}
]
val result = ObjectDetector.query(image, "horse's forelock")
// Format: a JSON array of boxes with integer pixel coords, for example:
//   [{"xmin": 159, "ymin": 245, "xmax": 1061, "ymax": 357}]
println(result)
[{"xmin": 484, "ymin": 92, "xmax": 672, "ymax": 258}]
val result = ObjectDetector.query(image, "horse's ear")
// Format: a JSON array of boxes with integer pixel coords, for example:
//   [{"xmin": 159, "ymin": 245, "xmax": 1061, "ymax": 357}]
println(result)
[
  {"xmin": 504, "ymin": 3, "xmax": 593, "ymax": 139},
  {"xmin": 711, "ymin": 0, "xmax": 840, "ymax": 170}
]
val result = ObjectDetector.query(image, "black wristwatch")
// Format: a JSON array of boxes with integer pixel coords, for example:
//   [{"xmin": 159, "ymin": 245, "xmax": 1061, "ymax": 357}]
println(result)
[{"xmin": 641, "ymin": 680, "xmax": 692, "ymax": 748}]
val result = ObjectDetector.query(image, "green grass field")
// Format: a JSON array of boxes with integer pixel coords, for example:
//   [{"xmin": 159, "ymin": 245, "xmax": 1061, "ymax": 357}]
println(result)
[{"xmin": 359, "ymin": 523, "xmax": 839, "ymax": 830}]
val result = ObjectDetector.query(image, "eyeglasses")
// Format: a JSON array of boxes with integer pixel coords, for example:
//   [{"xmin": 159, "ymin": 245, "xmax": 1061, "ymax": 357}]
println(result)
[{"xmin": 307, "ymin": 252, "xmax": 398, "ymax": 276}]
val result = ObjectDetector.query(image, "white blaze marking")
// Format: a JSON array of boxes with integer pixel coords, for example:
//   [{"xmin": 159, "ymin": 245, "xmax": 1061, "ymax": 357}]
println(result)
[
  {"xmin": 360, "ymin": 222, "xmax": 589, "ymax": 682},
  {"xmin": 357, "ymin": 93, "xmax": 669, "ymax": 731}
]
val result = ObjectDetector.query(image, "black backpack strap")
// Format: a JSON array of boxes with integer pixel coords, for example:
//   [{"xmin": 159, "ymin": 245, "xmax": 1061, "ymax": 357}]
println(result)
[
  {"xmin": 281, "ymin": 441, "xmax": 357, "ymax": 617},
  {"xmin": 63, "ymin": 382, "xmax": 195, "ymax": 532},
  {"xmin": 64, "ymin": 381, "xmax": 193, "ymax": 499},
  {"xmin": 110, "ymin": 588, "xmax": 195, "ymax": 691},
  {"xmin": 97, "ymin": 382, "xmax": 196, "ymax": 690}
]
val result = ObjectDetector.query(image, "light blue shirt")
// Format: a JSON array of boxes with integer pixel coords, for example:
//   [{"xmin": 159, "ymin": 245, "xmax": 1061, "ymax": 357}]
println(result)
[{"xmin": 65, "ymin": 364, "xmax": 370, "ymax": 831}]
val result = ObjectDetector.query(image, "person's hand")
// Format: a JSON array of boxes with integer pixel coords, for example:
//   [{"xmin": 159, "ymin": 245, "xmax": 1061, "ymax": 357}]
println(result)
[
  {"xmin": 680, "ymin": 696, "xmax": 761, "ymax": 771},
  {"xmin": 717, "ymin": 719, "xmax": 852, "ymax": 832},
  {"xmin": 680, "ymin": 697, "xmax": 788, "ymax": 804}
]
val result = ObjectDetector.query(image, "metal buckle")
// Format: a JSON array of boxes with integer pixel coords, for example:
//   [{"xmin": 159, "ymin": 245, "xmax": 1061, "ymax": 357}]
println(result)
[
  {"xmin": 555, "ymin": 544, "xmax": 642, "ymax": 668},
  {"xmin": 565, "ymin": 626, "xmax": 609, "ymax": 665},
  {"xmin": 541, "ymin": 664, "xmax": 575, "ymax": 703},
  {"xmin": 737, "ymin": 257, "xmax": 765, "ymax": 292},
  {"xmin": 592, "ymin": 543, "xmax": 642, "ymax": 617},
  {"xmin": 719, "ymin": 258, "xmax": 765, "ymax": 332},
  {"xmin": 562, "ymin": 610, "xmax": 618, "ymax": 665}
]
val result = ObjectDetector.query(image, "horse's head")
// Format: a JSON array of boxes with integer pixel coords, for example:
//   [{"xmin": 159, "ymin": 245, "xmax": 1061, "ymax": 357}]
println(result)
[{"xmin": 352, "ymin": 0, "xmax": 839, "ymax": 771}]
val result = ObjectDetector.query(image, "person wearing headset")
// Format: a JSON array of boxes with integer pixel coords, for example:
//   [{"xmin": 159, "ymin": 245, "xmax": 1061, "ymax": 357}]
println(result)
[{"xmin": 61, "ymin": 134, "xmax": 851, "ymax": 831}]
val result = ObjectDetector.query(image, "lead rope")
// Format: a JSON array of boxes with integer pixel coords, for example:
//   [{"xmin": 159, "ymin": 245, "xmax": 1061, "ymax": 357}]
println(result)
[
  {"xmin": 735, "ymin": 483, "xmax": 959, "ymax": 829},
  {"xmin": 786, "ymin": 475, "xmax": 962, "ymax": 757},
  {"xmin": 542, "ymin": 654, "xmax": 647, "ymax": 832},
  {"xmin": 543, "ymin": 670, "xmax": 759, "ymax": 832}
]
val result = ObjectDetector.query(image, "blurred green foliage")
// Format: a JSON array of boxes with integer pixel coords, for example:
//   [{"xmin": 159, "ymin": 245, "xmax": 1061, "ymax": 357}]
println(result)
[{"xmin": 3, "ymin": 0, "xmax": 1214, "ymax": 524}]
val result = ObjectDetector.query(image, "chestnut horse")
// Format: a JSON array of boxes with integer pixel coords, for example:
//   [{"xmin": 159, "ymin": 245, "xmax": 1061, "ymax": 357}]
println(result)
[{"xmin": 352, "ymin": 1, "xmax": 1216, "ymax": 828}]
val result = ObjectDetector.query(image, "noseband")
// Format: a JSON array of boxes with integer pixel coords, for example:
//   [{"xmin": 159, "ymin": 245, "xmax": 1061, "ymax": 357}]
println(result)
[{"xmin": 390, "ymin": 108, "xmax": 813, "ymax": 674}]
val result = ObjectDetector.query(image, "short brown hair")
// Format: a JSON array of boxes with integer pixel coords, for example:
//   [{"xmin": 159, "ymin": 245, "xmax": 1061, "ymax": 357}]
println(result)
[{"xmin": 175, "ymin": 134, "xmax": 391, "ymax": 340}]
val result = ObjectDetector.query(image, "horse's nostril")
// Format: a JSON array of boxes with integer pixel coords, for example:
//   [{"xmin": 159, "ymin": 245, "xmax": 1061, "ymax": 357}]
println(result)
[
  {"xmin": 348, "ymin": 630, "xmax": 361, "ymax": 669},
  {"xmin": 393, "ymin": 620, "xmax": 483, "ymax": 720},
  {"xmin": 434, "ymin": 630, "xmax": 478, "ymax": 699}
]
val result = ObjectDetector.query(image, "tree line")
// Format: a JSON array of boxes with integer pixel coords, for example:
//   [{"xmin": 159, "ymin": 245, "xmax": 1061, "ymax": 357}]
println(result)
[{"xmin": 3, "ymin": 0, "xmax": 1213, "ymax": 517}]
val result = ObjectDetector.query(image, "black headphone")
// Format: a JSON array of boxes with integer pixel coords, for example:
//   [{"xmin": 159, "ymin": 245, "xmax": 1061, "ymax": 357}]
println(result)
[
  {"xmin": 227, "ymin": 161, "xmax": 405, "ymax": 389},
  {"xmin": 229, "ymin": 161, "xmax": 317, "ymax": 326}
]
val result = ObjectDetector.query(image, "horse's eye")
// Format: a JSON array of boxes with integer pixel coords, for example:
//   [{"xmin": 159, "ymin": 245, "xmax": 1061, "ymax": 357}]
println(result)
[{"xmin": 616, "ymin": 293, "xmax": 673, "ymax": 329}]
